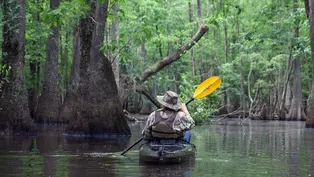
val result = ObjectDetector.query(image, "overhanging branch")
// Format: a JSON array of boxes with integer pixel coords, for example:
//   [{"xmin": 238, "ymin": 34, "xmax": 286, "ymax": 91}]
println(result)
[{"xmin": 139, "ymin": 25, "xmax": 209, "ymax": 83}]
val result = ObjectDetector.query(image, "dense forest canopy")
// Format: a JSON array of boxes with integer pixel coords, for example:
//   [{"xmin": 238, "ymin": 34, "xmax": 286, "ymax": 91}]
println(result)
[{"xmin": 1, "ymin": 0, "xmax": 314, "ymax": 135}]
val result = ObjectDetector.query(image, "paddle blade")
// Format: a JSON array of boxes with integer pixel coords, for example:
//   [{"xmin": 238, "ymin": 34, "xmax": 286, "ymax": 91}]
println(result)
[{"xmin": 193, "ymin": 76, "xmax": 221, "ymax": 99}]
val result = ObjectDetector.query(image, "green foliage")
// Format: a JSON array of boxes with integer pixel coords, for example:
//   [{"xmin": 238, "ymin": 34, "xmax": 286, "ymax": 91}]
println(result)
[
  {"xmin": 111, "ymin": 0, "xmax": 312, "ymax": 120},
  {"xmin": 0, "ymin": 64, "xmax": 10, "ymax": 92},
  {"xmin": 41, "ymin": 1, "xmax": 89, "ymax": 27},
  {"xmin": 1, "ymin": 0, "xmax": 313, "ymax": 122}
]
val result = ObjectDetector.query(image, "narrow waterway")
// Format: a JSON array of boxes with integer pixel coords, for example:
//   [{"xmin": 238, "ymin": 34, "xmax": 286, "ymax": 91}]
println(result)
[{"xmin": 0, "ymin": 120, "xmax": 313, "ymax": 177}]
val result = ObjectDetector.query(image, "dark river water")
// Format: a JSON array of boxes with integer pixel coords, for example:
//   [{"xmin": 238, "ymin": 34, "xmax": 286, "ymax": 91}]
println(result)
[{"xmin": 0, "ymin": 119, "xmax": 314, "ymax": 177}]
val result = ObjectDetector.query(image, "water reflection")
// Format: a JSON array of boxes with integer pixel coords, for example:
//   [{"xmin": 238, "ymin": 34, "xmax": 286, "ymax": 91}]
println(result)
[
  {"xmin": 0, "ymin": 120, "xmax": 313, "ymax": 177},
  {"xmin": 140, "ymin": 163, "xmax": 194, "ymax": 177},
  {"xmin": 22, "ymin": 139, "xmax": 44, "ymax": 177}
]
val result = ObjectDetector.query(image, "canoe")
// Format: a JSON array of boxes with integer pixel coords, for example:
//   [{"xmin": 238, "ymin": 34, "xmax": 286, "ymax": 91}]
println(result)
[{"xmin": 139, "ymin": 140, "xmax": 196, "ymax": 164}]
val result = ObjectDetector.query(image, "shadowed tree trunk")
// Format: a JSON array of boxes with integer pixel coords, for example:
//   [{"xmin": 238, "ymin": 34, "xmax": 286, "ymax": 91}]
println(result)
[
  {"xmin": 279, "ymin": 54, "xmax": 292, "ymax": 120},
  {"xmin": 188, "ymin": 1, "xmax": 196, "ymax": 78},
  {"xmin": 111, "ymin": 2, "xmax": 120, "ymax": 88},
  {"xmin": 28, "ymin": 0, "xmax": 42, "ymax": 119},
  {"xmin": 223, "ymin": 22, "xmax": 228, "ymax": 62},
  {"xmin": 197, "ymin": 0, "xmax": 204, "ymax": 81},
  {"xmin": 156, "ymin": 25, "xmax": 163, "ymax": 59},
  {"xmin": 60, "ymin": 30, "xmax": 70, "ymax": 105},
  {"xmin": 0, "ymin": 0, "xmax": 36, "ymax": 134},
  {"xmin": 28, "ymin": 61, "xmax": 39, "ymax": 119},
  {"xmin": 222, "ymin": 0, "xmax": 229, "ymax": 62},
  {"xmin": 240, "ymin": 56, "xmax": 245, "ymax": 116},
  {"xmin": 287, "ymin": 0, "xmax": 307, "ymax": 121},
  {"xmin": 306, "ymin": 0, "xmax": 314, "ymax": 127},
  {"xmin": 36, "ymin": 0, "xmax": 60, "ymax": 123},
  {"xmin": 58, "ymin": 25, "xmax": 80, "ymax": 123},
  {"xmin": 65, "ymin": 0, "xmax": 130, "ymax": 136}
]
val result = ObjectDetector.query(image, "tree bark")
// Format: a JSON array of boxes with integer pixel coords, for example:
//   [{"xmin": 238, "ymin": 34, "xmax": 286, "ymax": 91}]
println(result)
[
  {"xmin": 197, "ymin": 0, "xmax": 203, "ymax": 26},
  {"xmin": 226, "ymin": 88, "xmax": 232, "ymax": 113},
  {"xmin": 222, "ymin": 0, "xmax": 229, "ymax": 62},
  {"xmin": 60, "ymin": 30, "xmax": 70, "ymax": 105},
  {"xmin": 140, "ymin": 25, "xmax": 209, "ymax": 83},
  {"xmin": 240, "ymin": 56, "xmax": 245, "ymax": 115},
  {"xmin": 188, "ymin": 1, "xmax": 196, "ymax": 78},
  {"xmin": 287, "ymin": 57, "xmax": 305, "ymax": 120},
  {"xmin": 223, "ymin": 21, "xmax": 228, "ymax": 62},
  {"xmin": 156, "ymin": 25, "xmax": 163, "ymax": 59},
  {"xmin": 110, "ymin": 2, "xmax": 120, "ymax": 88},
  {"xmin": 58, "ymin": 25, "xmax": 80, "ymax": 123},
  {"xmin": 288, "ymin": 0, "xmax": 307, "ymax": 121},
  {"xmin": 65, "ymin": 0, "xmax": 130, "ymax": 136},
  {"xmin": 36, "ymin": 0, "xmax": 60, "ymax": 123},
  {"xmin": 305, "ymin": 0, "xmax": 310, "ymax": 19},
  {"xmin": 0, "ymin": 0, "xmax": 36, "ymax": 134},
  {"xmin": 197, "ymin": 0, "xmax": 204, "ymax": 81},
  {"xmin": 28, "ymin": 61, "xmax": 39, "ymax": 119},
  {"xmin": 247, "ymin": 58, "xmax": 253, "ymax": 117},
  {"xmin": 279, "ymin": 55, "xmax": 292, "ymax": 120},
  {"xmin": 306, "ymin": 0, "xmax": 314, "ymax": 127}
]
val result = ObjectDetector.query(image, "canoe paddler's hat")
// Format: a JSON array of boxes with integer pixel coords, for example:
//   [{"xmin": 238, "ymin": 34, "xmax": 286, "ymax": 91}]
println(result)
[{"xmin": 157, "ymin": 91, "xmax": 182, "ymax": 111}]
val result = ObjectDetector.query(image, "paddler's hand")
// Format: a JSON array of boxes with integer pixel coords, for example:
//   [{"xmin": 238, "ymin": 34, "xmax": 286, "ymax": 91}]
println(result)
[{"xmin": 181, "ymin": 103, "xmax": 190, "ymax": 115}]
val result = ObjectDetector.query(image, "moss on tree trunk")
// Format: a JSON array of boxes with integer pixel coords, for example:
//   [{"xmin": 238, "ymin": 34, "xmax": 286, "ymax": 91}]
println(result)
[
  {"xmin": 65, "ymin": 0, "xmax": 130, "ymax": 137},
  {"xmin": 0, "ymin": 0, "xmax": 36, "ymax": 135}
]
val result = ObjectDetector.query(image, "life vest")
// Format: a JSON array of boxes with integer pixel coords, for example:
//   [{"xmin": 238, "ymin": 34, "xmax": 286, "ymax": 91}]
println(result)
[{"xmin": 151, "ymin": 110, "xmax": 182, "ymax": 139}]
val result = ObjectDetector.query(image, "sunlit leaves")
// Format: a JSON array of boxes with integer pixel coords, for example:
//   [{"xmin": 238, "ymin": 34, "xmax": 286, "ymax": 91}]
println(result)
[{"xmin": 41, "ymin": 1, "xmax": 89, "ymax": 27}]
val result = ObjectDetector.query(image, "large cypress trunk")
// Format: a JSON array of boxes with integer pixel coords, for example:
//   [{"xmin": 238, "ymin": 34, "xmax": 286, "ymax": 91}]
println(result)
[
  {"xmin": 0, "ymin": 0, "xmax": 36, "ymax": 134},
  {"xmin": 65, "ymin": 0, "xmax": 130, "ymax": 136},
  {"xmin": 287, "ymin": 58, "xmax": 307, "ymax": 120},
  {"xmin": 306, "ymin": 0, "xmax": 314, "ymax": 127},
  {"xmin": 58, "ymin": 25, "xmax": 80, "ymax": 123},
  {"xmin": 287, "ymin": 0, "xmax": 307, "ymax": 121},
  {"xmin": 36, "ymin": 0, "xmax": 60, "ymax": 123}
]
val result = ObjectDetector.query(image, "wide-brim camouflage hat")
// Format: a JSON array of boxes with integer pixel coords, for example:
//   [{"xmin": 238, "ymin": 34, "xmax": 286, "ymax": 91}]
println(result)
[{"xmin": 157, "ymin": 91, "xmax": 182, "ymax": 111}]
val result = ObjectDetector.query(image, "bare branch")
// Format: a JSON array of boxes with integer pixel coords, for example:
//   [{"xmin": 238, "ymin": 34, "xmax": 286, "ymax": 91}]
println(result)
[{"xmin": 139, "ymin": 25, "xmax": 209, "ymax": 83}]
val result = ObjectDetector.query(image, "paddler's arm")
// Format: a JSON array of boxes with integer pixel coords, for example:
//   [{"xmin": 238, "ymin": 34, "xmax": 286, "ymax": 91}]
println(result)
[
  {"xmin": 174, "ymin": 104, "xmax": 195, "ymax": 131},
  {"xmin": 181, "ymin": 104, "xmax": 195, "ymax": 129},
  {"xmin": 142, "ymin": 111, "xmax": 156, "ymax": 140}
]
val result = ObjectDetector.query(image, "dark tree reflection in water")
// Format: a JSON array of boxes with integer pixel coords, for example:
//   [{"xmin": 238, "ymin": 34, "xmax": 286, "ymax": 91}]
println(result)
[{"xmin": 0, "ymin": 120, "xmax": 313, "ymax": 177}]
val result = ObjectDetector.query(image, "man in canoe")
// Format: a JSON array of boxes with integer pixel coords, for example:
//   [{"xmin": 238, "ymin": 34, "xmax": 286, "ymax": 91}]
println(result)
[{"xmin": 142, "ymin": 91, "xmax": 195, "ymax": 143}]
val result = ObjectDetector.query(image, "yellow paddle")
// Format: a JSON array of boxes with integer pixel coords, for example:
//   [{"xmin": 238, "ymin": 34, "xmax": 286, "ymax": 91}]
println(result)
[
  {"xmin": 185, "ymin": 76, "xmax": 222, "ymax": 105},
  {"xmin": 121, "ymin": 76, "xmax": 222, "ymax": 155}
]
